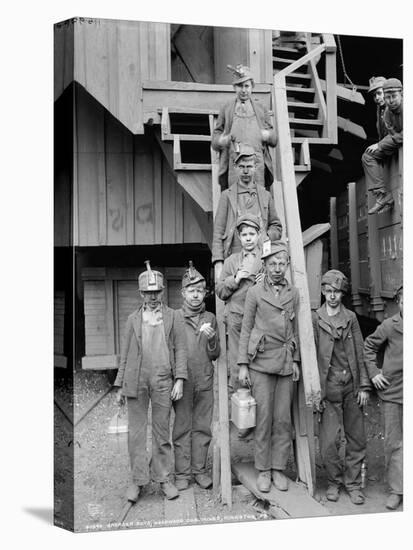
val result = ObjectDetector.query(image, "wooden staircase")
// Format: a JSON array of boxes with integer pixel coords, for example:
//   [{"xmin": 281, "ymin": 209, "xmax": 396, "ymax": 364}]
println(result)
[{"xmin": 152, "ymin": 33, "xmax": 339, "ymax": 510}]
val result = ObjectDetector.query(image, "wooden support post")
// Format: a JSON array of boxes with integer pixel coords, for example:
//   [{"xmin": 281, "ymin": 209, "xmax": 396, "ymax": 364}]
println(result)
[
  {"xmin": 211, "ymin": 138, "xmax": 232, "ymax": 508},
  {"xmin": 325, "ymin": 44, "xmax": 338, "ymax": 143},
  {"xmin": 366, "ymin": 189, "xmax": 385, "ymax": 320},
  {"xmin": 348, "ymin": 182, "xmax": 363, "ymax": 314},
  {"xmin": 273, "ymin": 75, "xmax": 321, "ymax": 408},
  {"xmin": 329, "ymin": 197, "xmax": 339, "ymax": 269}
]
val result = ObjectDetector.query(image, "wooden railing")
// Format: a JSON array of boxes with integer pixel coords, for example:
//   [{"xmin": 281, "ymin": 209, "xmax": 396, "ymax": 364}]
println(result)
[{"xmin": 272, "ymin": 34, "xmax": 338, "ymax": 407}]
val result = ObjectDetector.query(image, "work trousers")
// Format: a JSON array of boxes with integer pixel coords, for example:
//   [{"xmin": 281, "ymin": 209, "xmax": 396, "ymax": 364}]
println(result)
[
  {"xmin": 227, "ymin": 311, "xmax": 243, "ymax": 392},
  {"xmin": 383, "ymin": 401, "xmax": 403, "ymax": 495},
  {"xmin": 173, "ymin": 378, "xmax": 214, "ymax": 479},
  {"xmin": 250, "ymin": 370, "xmax": 294, "ymax": 471},
  {"xmin": 127, "ymin": 372, "xmax": 173, "ymax": 486},
  {"xmin": 319, "ymin": 378, "xmax": 366, "ymax": 490},
  {"xmin": 361, "ymin": 141, "xmax": 399, "ymax": 192}
]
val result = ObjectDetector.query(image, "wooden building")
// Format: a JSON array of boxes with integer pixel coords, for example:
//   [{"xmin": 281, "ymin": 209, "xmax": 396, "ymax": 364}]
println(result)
[{"xmin": 54, "ymin": 18, "xmax": 403, "ymax": 506}]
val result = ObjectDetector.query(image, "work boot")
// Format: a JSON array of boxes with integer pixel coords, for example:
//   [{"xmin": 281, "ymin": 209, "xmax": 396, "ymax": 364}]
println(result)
[
  {"xmin": 160, "ymin": 481, "xmax": 179, "ymax": 500},
  {"xmin": 386, "ymin": 494, "xmax": 402, "ymax": 510},
  {"xmin": 175, "ymin": 478, "xmax": 190, "ymax": 491},
  {"xmin": 257, "ymin": 470, "xmax": 271, "ymax": 493},
  {"xmin": 126, "ymin": 483, "xmax": 141, "ymax": 503},
  {"xmin": 348, "ymin": 488, "xmax": 365, "ymax": 505},
  {"xmin": 195, "ymin": 473, "xmax": 213, "ymax": 489},
  {"xmin": 326, "ymin": 484, "xmax": 340, "ymax": 502},
  {"xmin": 272, "ymin": 469, "xmax": 289, "ymax": 491},
  {"xmin": 368, "ymin": 191, "xmax": 394, "ymax": 215},
  {"xmin": 238, "ymin": 427, "xmax": 254, "ymax": 440}
]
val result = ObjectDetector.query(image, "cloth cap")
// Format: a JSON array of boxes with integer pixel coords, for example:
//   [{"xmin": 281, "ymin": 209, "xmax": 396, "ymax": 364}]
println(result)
[
  {"xmin": 368, "ymin": 76, "xmax": 386, "ymax": 93},
  {"xmin": 261, "ymin": 240, "xmax": 289, "ymax": 260},
  {"xmin": 321, "ymin": 269, "xmax": 349, "ymax": 293},
  {"xmin": 227, "ymin": 64, "xmax": 254, "ymax": 85},
  {"xmin": 383, "ymin": 78, "xmax": 403, "ymax": 92},
  {"xmin": 234, "ymin": 143, "xmax": 257, "ymax": 164},
  {"xmin": 182, "ymin": 261, "xmax": 205, "ymax": 288},
  {"xmin": 236, "ymin": 213, "xmax": 261, "ymax": 232}
]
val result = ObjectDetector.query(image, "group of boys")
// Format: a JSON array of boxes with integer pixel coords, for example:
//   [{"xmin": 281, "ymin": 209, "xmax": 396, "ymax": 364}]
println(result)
[
  {"xmin": 113, "ymin": 69, "xmax": 403, "ymax": 511},
  {"xmin": 113, "ymin": 143, "xmax": 403, "ymax": 511},
  {"xmin": 363, "ymin": 76, "xmax": 403, "ymax": 215}
]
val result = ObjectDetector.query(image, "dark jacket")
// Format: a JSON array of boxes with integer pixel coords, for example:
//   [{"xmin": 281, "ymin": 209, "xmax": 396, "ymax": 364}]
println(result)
[
  {"xmin": 378, "ymin": 102, "xmax": 403, "ymax": 152},
  {"xmin": 376, "ymin": 104, "xmax": 387, "ymax": 140},
  {"xmin": 215, "ymin": 250, "xmax": 263, "ymax": 315},
  {"xmin": 211, "ymin": 183, "xmax": 282, "ymax": 264},
  {"xmin": 178, "ymin": 309, "xmax": 220, "ymax": 389},
  {"xmin": 364, "ymin": 313, "xmax": 403, "ymax": 404},
  {"xmin": 312, "ymin": 304, "xmax": 371, "ymax": 400},
  {"xmin": 212, "ymin": 98, "xmax": 277, "ymax": 189},
  {"xmin": 114, "ymin": 305, "xmax": 187, "ymax": 397},
  {"xmin": 237, "ymin": 277, "xmax": 300, "ymax": 375}
]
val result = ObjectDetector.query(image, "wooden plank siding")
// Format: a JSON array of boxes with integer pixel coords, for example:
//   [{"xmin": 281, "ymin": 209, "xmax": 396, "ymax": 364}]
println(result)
[
  {"xmin": 54, "ymin": 18, "xmax": 171, "ymax": 134},
  {"xmin": 69, "ymin": 85, "xmax": 207, "ymax": 247}
]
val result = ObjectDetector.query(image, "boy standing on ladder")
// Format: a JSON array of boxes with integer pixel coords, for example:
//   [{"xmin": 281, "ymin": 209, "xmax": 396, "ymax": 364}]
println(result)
[
  {"xmin": 173, "ymin": 262, "xmax": 220, "ymax": 491},
  {"xmin": 364, "ymin": 285, "xmax": 403, "ymax": 510},
  {"xmin": 237, "ymin": 241, "xmax": 300, "ymax": 492},
  {"xmin": 211, "ymin": 144, "xmax": 282, "ymax": 271},
  {"xmin": 114, "ymin": 261, "xmax": 187, "ymax": 503},
  {"xmin": 215, "ymin": 213, "xmax": 264, "ymax": 438},
  {"xmin": 312, "ymin": 270, "xmax": 371, "ymax": 505}
]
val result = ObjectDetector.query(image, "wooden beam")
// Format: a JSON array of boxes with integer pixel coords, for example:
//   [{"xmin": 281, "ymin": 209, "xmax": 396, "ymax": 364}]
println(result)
[
  {"xmin": 305, "ymin": 239, "xmax": 324, "ymax": 310},
  {"xmin": 338, "ymin": 116, "xmax": 367, "ymax": 140},
  {"xmin": 366, "ymin": 186, "xmax": 385, "ymax": 320},
  {"xmin": 325, "ymin": 49, "xmax": 338, "ymax": 143},
  {"xmin": 320, "ymin": 80, "xmax": 365, "ymax": 105},
  {"xmin": 329, "ymin": 198, "xmax": 339, "ymax": 269},
  {"xmin": 303, "ymin": 223, "xmax": 331, "ymax": 247},
  {"xmin": 274, "ymin": 44, "xmax": 325, "ymax": 79},
  {"xmin": 272, "ymin": 76, "xmax": 321, "ymax": 408},
  {"xmin": 177, "ymin": 172, "xmax": 212, "ymax": 213},
  {"xmin": 211, "ymin": 144, "xmax": 232, "ymax": 509},
  {"xmin": 348, "ymin": 182, "xmax": 363, "ymax": 314}
]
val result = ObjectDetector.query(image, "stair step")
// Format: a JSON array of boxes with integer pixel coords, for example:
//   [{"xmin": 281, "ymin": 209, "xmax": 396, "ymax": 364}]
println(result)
[
  {"xmin": 285, "ymin": 72, "xmax": 312, "ymax": 81},
  {"xmin": 294, "ymin": 164, "xmax": 311, "ymax": 172},
  {"xmin": 272, "ymin": 45, "xmax": 304, "ymax": 58},
  {"xmin": 286, "ymin": 87, "xmax": 316, "ymax": 100},
  {"xmin": 176, "ymin": 163, "xmax": 211, "ymax": 171},
  {"xmin": 291, "ymin": 136, "xmax": 333, "ymax": 144},
  {"xmin": 162, "ymin": 133, "xmax": 211, "ymax": 142},
  {"xmin": 287, "ymin": 102, "xmax": 320, "ymax": 116},
  {"xmin": 158, "ymin": 107, "xmax": 219, "ymax": 115},
  {"xmin": 289, "ymin": 117, "xmax": 323, "ymax": 128}
]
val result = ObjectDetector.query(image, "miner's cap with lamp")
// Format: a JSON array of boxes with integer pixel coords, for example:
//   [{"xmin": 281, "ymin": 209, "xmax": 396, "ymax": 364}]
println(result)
[
  {"xmin": 227, "ymin": 64, "xmax": 254, "ymax": 86},
  {"xmin": 261, "ymin": 240, "xmax": 289, "ymax": 260},
  {"xmin": 234, "ymin": 143, "xmax": 257, "ymax": 165},
  {"xmin": 182, "ymin": 260, "xmax": 205, "ymax": 288},
  {"xmin": 368, "ymin": 76, "xmax": 386, "ymax": 93},
  {"xmin": 321, "ymin": 269, "xmax": 349, "ymax": 293},
  {"xmin": 236, "ymin": 213, "xmax": 261, "ymax": 232},
  {"xmin": 138, "ymin": 260, "xmax": 164, "ymax": 291},
  {"xmin": 383, "ymin": 78, "xmax": 403, "ymax": 92}
]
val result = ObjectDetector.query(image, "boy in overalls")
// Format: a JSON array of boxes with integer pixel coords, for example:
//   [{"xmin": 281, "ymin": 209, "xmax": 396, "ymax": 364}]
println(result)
[{"xmin": 114, "ymin": 262, "xmax": 187, "ymax": 503}]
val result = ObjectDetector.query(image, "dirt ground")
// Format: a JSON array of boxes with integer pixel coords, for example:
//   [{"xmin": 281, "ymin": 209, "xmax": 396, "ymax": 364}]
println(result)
[{"xmin": 54, "ymin": 370, "xmax": 401, "ymax": 533}]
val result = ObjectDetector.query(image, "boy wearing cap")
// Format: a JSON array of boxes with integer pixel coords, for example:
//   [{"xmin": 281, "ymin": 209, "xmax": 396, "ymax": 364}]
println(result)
[
  {"xmin": 312, "ymin": 270, "xmax": 371, "ymax": 504},
  {"xmin": 212, "ymin": 64, "xmax": 277, "ymax": 190},
  {"xmin": 362, "ymin": 77, "xmax": 403, "ymax": 215},
  {"xmin": 237, "ymin": 241, "xmax": 300, "ymax": 493},
  {"xmin": 172, "ymin": 263, "xmax": 220, "ymax": 491},
  {"xmin": 367, "ymin": 76, "xmax": 387, "ymax": 140},
  {"xmin": 114, "ymin": 262, "xmax": 187, "ymax": 503},
  {"xmin": 211, "ymin": 144, "xmax": 282, "ymax": 267},
  {"xmin": 216, "ymin": 213, "xmax": 264, "ymax": 395},
  {"xmin": 364, "ymin": 286, "xmax": 403, "ymax": 510}
]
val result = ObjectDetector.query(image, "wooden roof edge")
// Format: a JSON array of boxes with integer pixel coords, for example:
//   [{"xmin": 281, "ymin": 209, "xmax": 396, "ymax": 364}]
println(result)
[{"xmin": 302, "ymin": 223, "xmax": 331, "ymax": 247}]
